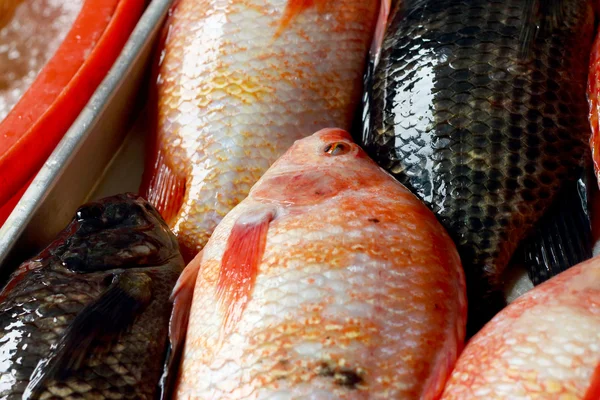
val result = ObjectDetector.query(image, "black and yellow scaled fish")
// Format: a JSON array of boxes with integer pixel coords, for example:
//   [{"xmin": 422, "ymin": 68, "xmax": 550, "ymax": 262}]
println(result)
[
  {"xmin": 359, "ymin": 0, "xmax": 596, "ymax": 333},
  {"xmin": 0, "ymin": 194, "xmax": 184, "ymax": 399}
]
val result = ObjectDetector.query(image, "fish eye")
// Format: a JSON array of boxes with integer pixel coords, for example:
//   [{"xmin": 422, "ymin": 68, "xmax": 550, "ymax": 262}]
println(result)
[
  {"xmin": 323, "ymin": 142, "xmax": 351, "ymax": 156},
  {"xmin": 76, "ymin": 204, "xmax": 104, "ymax": 222}
]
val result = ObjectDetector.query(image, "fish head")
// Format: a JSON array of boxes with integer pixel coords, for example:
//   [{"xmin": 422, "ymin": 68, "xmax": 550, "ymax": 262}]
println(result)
[
  {"xmin": 45, "ymin": 193, "xmax": 180, "ymax": 273},
  {"xmin": 250, "ymin": 128, "xmax": 389, "ymax": 205},
  {"xmin": 271, "ymin": 127, "xmax": 370, "ymax": 168}
]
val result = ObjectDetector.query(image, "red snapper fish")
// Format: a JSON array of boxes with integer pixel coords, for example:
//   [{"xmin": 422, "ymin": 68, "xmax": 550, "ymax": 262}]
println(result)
[
  {"xmin": 141, "ymin": 0, "xmax": 381, "ymax": 261},
  {"xmin": 170, "ymin": 129, "xmax": 467, "ymax": 399},
  {"xmin": 442, "ymin": 256, "xmax": 600, "ymax": 400}
]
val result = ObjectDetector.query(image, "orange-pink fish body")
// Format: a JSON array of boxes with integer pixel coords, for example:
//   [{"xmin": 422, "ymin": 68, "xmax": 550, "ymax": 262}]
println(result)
[
  {"xmin": 442, "ymin": 257, "xmax": 600, "ymax": 400},
  {"xmin": 142, "ymin": 0, "xmax": 381, "ymax": 261},
  {"xmin": 172, "ymin": 129, "xmax": 467, "ymax": 399}
]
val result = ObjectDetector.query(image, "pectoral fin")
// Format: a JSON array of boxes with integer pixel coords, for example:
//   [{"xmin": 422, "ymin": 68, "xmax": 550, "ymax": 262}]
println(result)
[
  {"xmin": 24, "ymin": 271, "xmax": 153, "ymax": 399},
  {"xmin": 217, "ymin": 208, "xmax": 275, "ymax": 333}
]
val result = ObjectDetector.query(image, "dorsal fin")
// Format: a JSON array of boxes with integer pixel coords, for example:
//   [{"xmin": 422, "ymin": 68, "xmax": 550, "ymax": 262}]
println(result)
[{"xmin": 275, "ymin": 0, "xmax": 328, "ymax": 38}]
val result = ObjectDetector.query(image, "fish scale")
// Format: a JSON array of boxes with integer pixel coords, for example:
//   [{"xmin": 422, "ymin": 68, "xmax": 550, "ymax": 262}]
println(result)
[
  {"xmin": 441, "ymin": 257, "xmax": 600, "ymax": 399},
  {"xmin": 143, "ymin": 0, "xmax": 379, "ymax": 262},
  {"xmin": 0, "ymin": 270, "xmax": 172, "ymax": 399},
  {"xmin": 0, "ymin": 194, "xmax": 184, "ymax": 399},
  {"xmin": 172, "ymin": 129, "xmax": 467, "ymax": 399},
  {"xmin": 360, "ymin": 0, "xmax": 594, "ymax": 330}
]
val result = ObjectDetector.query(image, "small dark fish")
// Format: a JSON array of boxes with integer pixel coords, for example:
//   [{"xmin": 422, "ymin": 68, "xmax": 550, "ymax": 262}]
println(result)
[
  {"xmin": 359, "ymin": 0, "xmax": 596, "ymax": 332},
  {"xmin": 0, "ymin": 193, "xmax": 184, "ymax": 399}
]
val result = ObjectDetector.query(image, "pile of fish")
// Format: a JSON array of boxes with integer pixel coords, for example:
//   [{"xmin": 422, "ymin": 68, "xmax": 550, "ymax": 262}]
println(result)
[{"xmin": 1, "ymin": 0, "xmax": 600, "ymax": 398}]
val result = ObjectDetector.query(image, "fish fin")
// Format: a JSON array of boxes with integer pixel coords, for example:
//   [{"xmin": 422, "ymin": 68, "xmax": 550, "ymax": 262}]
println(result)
[
  {"xmin": 519, "ymin": 0, "xmax": 568, "ymax": 59},
  {"xmin": 171, "ymin": 250, "xmax": 203, "ymax": 302},
  {"xmin": 217, "ymin": 208, "xmax": 275, "ymax": 333},
  {"xmin": 368, "ymin": 0, "xmax": 391, "ymax": 67},
  {"xmin": 519, "ymin": 170, "xmax": 593, "ymax": 286},
  {"xmin": 275, "ymin": 0, "xmax": 327, "ymax": 38},
  {"xmin": 24, "ymin": 271, "xmax": 153, "ymax": 399},
  {"xmin": 584, "ymin": 361, "xmax": 600, "ymax": 400},
  {"xmin": 159, "ymin": 251, "xmax": 202, "ymax": 400},
  {"xmin": 141, "ymin": 148, "xmax": 186, "ymax": 225}
]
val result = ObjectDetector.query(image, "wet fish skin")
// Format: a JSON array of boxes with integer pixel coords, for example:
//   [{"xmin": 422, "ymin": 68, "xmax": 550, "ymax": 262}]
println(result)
[
  {"xmin": 142, "ymin": 0, "xmax": 379, "ymax": 262},
  {"xmin": 441, "ymin": 256, "xmax": 600, "ymax": 399},
  {"xmin": 0, "ymin": 193, "xmax": 184, "ymax": 399},
  {"xmin": 360, "ymin": 0, "xmax": 595, "ymax": 329},
  {"xmin": 173, "ymin": 129, "xmax": 467, "ymax": 399}
]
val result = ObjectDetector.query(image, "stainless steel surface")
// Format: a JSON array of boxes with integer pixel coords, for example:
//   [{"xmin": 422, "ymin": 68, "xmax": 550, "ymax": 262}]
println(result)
[{"xmin": 0, "ymin": 0, "xmax": 173, "ymax": 271}]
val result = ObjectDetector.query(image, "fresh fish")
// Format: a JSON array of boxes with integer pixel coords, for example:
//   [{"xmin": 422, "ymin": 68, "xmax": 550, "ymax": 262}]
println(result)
[
  {"xmin": 171, "ymin": 129, "xmax": 467, "ymax": 399},
  {"xmin": 141, "ymin": 0, "xmax": 380, "ymax": 261},
  {"xmin": 360, "ymin": 0, "xmax": 595, "ymax": 331},
  {"xmin": 0, "ymin": 193, "xmax": 184, "ymax": 399},
  {"xmin": 441, "ymin": 256, "xmax": 600, "ymax": 400}
]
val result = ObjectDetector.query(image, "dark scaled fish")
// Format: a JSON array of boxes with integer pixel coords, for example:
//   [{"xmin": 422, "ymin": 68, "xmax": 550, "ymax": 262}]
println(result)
[
  {"xmin": 360, "ymin": 0, "xmax": 596, "ymax": 332},
  {"xmin": 0, "ymin": 193, "xmax": 184, "ymax": 399}
]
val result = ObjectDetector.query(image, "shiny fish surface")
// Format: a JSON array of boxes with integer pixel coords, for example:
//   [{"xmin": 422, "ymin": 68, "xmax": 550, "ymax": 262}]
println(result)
[
  {"xmin": 360, "ymin": 0, "xmax": 595, "ymax": 330},
  {"xmin": 442, "ymin": 256, "xmax": 600, "ymax": 399},
  {"xmin": 173, "ymin": 129, "xmax": 467, "ymax": 399},
  {"xmin": 142, "ymin": 0, "xmax": 379, "ymax": 261},
  {"xmin": 0, "ymin": 194, "xmax": 184, "ymax": 399}
]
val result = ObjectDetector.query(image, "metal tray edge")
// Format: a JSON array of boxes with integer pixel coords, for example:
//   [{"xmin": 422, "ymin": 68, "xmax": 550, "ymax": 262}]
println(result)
[{"xmin": 0, "ymin": 0, "xmax": 173, "ymax": 267}]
